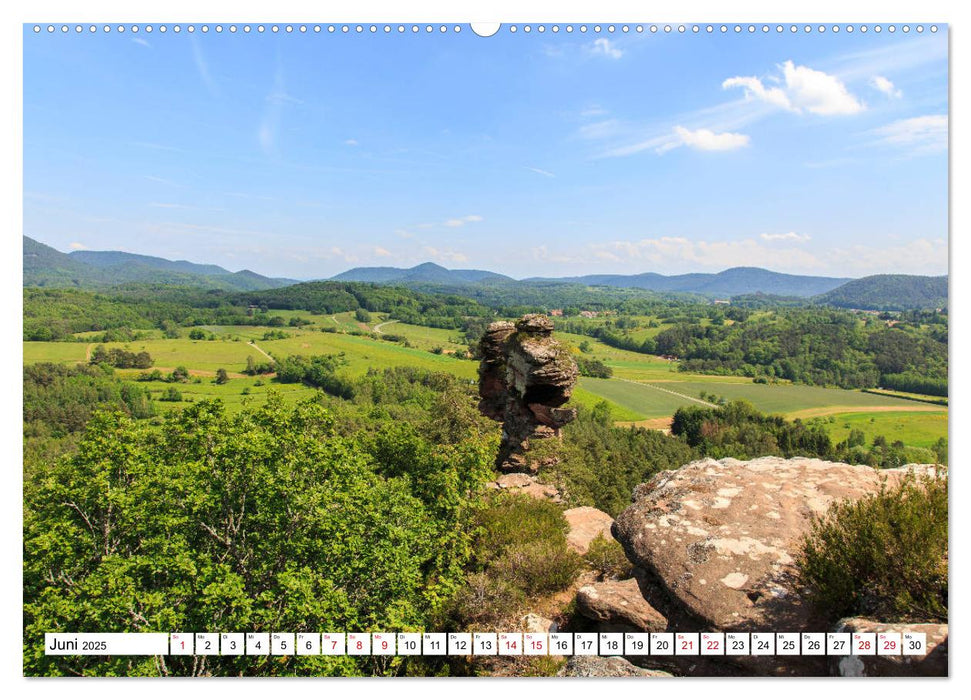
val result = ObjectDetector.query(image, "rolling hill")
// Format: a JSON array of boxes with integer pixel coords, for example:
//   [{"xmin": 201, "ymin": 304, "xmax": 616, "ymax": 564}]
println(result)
[
  {"xmin": 23, "ymin": 236, "xmax": 297, "ymax": 291},
  {"xmin": 332, "ymin": 262, "xmax": 514, "ymax": 285},
  {"xmin": 814, "ymin": 274, "xmax": 948, "ymax": 311}
]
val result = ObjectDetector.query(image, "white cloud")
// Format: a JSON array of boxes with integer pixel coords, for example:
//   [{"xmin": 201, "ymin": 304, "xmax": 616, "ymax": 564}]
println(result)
[
  {"xmin": 580, "ymin": 105, "xmax": 608, "ymax": 118},
  {"xmin": 373, "ymin": 246, "xmax": 391, "ymax": 257},
  {"xmin": 871, "ymin": 75, "xmax": 902, "ymax": 99},
  {"xmin": 525, "ymin": 166, "xmax": 556, "ymax": 178},
  {"xmin": 582, "ymin": 235, "xmax": 946, "ymax": 277},
  {"xmin": 590, "ymin": 38, "xmax": 623, "ymax": 60},
  {"xmin": 444, "ymin": 215, "xmax": 483, "ymax": 227},
  {"xmin": 132, "ymin": 37, "xmax": 151, "ymax": 48},
  {"xmin": 723, "ymin": 60, "xmax": 864, "ymax": 116},
  {"xmin": 190, "ymin": 37, "xmax": 217, "ymax": 96},
  {"xmin": 345, "ymin": 139, "xmax": 359, "ymax": 146},
  {"xmin": 868, "ymin": 115, "xmax": 947, "ymax": 155},
  {"xmin": 69, "ymin": 242, "xmax": 86, "ymax": 250},
  {"xmin": 761, "ymin": 232, "xmax": 811, "ymax": 243},
  {"xmin": 578, "ymin": 119, "xmax": 624, "ymax": 141},
  {"xmin": 422, "ymin": 246, "xmax": 468, "ymax": 264},
  {"xmin": 660, "ymin": 126, "xmax": 750, "ymax": 153}
]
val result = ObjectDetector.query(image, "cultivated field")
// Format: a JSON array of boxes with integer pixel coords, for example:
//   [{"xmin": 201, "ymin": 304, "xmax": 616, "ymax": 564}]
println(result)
[{"xmin": 22, "ymin": 317, "xmax": 948, "ymax": 449}]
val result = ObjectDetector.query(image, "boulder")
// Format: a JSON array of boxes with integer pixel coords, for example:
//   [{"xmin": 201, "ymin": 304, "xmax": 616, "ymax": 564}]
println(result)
[
  {"xmin": 557, "ymin": 656, "xmax": 672, "ymax": 677},
  {"xmin": 564, "ymin": 506, "xmax": 615, "ymax": 554},
  {"xmin": 830, "ymin": 618, "xmax": 947, "ymax": 677},
  {"xmin": 576, "ymin": 578, "xmax": 668, "ymax": 632},
  {"xmin": 523, "ymin": 613, "xmax": 558, "ymax": 634},
  {"xmin": 612, "ymin": 457, "xmax": 935, "ymax": 632}
]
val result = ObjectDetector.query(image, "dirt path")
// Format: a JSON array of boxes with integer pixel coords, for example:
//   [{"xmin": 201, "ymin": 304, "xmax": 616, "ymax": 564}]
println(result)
[
  {"xmin": 373, "ymin": 319, "xmax": 398, "ymax": 335},
  {"xmin": 615, "ymin": 417, "xmax": 674, "ymax": 432},
  {"xmin": 617, "ymin": 377, "xmax": 717, "ymax": 408},
  {"xmin": 247, "ymin": 341, "xmax": 275, "ymax": 362},
  {"xmin": 85, "ymin": 343, "xmax": 94, "ymax": 362}
]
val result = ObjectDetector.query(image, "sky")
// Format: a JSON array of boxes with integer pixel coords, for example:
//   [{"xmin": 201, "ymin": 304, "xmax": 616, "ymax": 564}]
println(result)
[{"xmin": 23, "ymin": 24, "xmax": 949, "ymax": 280}]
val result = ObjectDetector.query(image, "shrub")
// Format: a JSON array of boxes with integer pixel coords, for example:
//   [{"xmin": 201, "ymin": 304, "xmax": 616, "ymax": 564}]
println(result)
[
  {"xmin": 490, "ymin": 540, "xmax": 583, "ymax": 596},
  {"xmin": 473, "ymin": 494, "xmax": 570, "ymax": 564},
  {"xmin": 160, "ymin": 387, "xmax": 182, "ymax": 402},
  {"xmin": 583, "ymin": 534, "xmax": 633, "ymax": 581},
  {"xmin": 796, "ymin": 471, "xmax": 947, "ymax": 623},
  {"xmin": 449, "ymin": 572, "xmax": 525, "ymax": 628}
]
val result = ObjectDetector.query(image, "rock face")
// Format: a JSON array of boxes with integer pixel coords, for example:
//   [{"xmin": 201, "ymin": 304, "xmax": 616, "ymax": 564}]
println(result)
[
  {"xmin": 477, "ymin": 314, "xmax": 578, "ymax": 473},
  {"xmin": 830, "ymin": 618, "xmax": 947, "ymax": 677},
  {"xmin": 612, "ymin": 457, "xmax": 934, "ymax": 633},
  {"xmin": 563, "ymin": 506, "xmax": 615, "ymax": 554},
  {"xmin": 557, "ymin": 656, "xmax": 672, "ymax": 677},
  {"xmin": 576, "ymin": 578, "xmax": 668, "ymax": 633},
  {"xmin": 523, "ymin": 613, "xmax": 559, "ymax": 634},
  {"xmin": 487, "ymin": 473, "xmax": 563, "ymax": 503}
]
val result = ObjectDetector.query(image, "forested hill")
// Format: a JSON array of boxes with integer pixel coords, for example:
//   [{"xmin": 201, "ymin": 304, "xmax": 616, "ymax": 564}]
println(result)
[
  {"xmin": 527, "ymin": 266, "xmax": 852, "ymax": 297},
  {"xmin": 815, "ymin": 274, "xmax": 948, "ymax": 311},
  {"xmin": 23, "ymin": 236, "xmax": 295, "ymax": 291}
]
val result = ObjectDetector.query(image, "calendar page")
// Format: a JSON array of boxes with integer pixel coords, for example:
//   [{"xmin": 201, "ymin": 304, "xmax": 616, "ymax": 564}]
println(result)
[{"xmin": 19, "ymin": 0, "xmax": 950, "ymax": 682}]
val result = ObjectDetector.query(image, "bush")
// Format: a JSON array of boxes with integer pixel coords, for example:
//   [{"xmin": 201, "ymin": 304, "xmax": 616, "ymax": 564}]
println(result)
[
  {"xmin": 583, "ymin": 534, "xmax": 633, "ymax": 581},
  {"xmin": 490, "ymin": 540, "xmax": 582, "ymax": 596},
  {"xmin": 449, "ymin": 573, "xmax": 525, "ymax": 629},
  {"xmin": 796, "ymin": 471, "xmax": 947, "ymax": 623},
  {"xmin": 160, "ymin": 387, "xmax": 182, "ymax": 402}
]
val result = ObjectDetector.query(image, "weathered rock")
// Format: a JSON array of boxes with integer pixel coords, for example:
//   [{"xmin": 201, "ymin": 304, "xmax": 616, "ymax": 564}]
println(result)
[
  {"xmin": 576, "ymin": 578, "xmax": 668, "ymax": 632},
  {"xmin": 612, "ymin": 457, "xmax": 936, "ymax": 633},
  {"xmin": 830, "ymin": 618, "xmax": 947, "ymax": 677},
  {"xmin": 557, "ymin": 655, "xmax": 672, "ymax": 677},
  {"xmin": 477, "ymin": 314, "xmax": 578, "ymax": 472},
  {"xmin": 523, "ymin": 613, "xmax": 559, "ymax": 634},
  {"xmin": 564, "ymin": 506, "xmax": 615, "ymax": 554},
  {"xmin": 487, "ymin": 473, "xmax": 562, "ymax": 502}
]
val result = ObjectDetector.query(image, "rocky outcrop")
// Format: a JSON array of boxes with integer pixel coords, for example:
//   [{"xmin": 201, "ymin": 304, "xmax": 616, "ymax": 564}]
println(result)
[
  {"xmin": 576, "ymin": 578, "xmax": 668, "ymax": 633},
  {"xmin": 564, "ymin": 506, "xmax": 615, "ymax": 554},
  {"xmin": 830, "ymin": 618, "xmax": 947, "ymax": 677},
  {"xmin": 612, "ymin": 457, "xmax": 935, "ymax": 634},
  {"xmin": 486, "ymin": 473, "xmax": 562, "ymax": 502},
  {"xmin": 477, "ymin": 315, "xmax": 578, "ymax": 473},
  {"xmin": 557, "ymin": 656, "xmax": 672, "ymax": 677}
]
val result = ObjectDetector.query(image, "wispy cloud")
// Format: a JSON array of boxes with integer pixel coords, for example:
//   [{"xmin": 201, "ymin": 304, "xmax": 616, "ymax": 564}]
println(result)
[
  {"xmin": 373, "ymin": 246, "xmax": 391, "ymax": 257},
  {"xmin": 422, "ymin": 246, "xmax": 468, "ymax": 263},
  {"xmin": 444, "ymin": 215, "xmax": 484, "ymax": 228},
  {"xmin": 866, "ymin": 115, "xmax": 947, "ymax": 155},
  {"xmin": 259, "ymin": 63, "xmax": 299, "ymax": 158},
  {"xmin": 190, "ymin": 36, "xmax": 218, "ymax": 96},
  {"xmin": 723, "ymin": 61, "xmax": 865, "ymax": 115},
  {"xmin": 589, "ymin": 38, "xmax": 623, "ymax": 60},
  {"xmin": 345, "ymin": 138, "xmax": 359, "ymax": 146},
  {"xmin": 132, "ymin": 37, "xmax": 151, "ymax": 48},
  {"xmin": 143, "ymin": 175, "xmax": 180, "ymax": 186},
  {"xmin": 69, "ymin": 242, "xmax": 87, "ymax": 250},
  {"xmin": 761, "ymin": 231, "xmax": 811, "ymax": 243},
  {"xmin": 525, "ymin": 166, "xmax": 556, "ymax": 178},
  {"xmin": 871, "ymin": 75, "xmax": 903, "ymax": 99}
]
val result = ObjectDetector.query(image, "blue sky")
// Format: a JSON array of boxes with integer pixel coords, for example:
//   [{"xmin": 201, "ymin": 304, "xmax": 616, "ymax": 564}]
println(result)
[{"xmin": 23, "ymin": 25, "xmax": 948, "ymax": 280}]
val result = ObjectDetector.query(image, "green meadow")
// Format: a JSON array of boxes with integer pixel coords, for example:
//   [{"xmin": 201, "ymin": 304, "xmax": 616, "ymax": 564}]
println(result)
[{"xmin": 22, "ymin": 318, "xmax": 947, "ymax": 449}]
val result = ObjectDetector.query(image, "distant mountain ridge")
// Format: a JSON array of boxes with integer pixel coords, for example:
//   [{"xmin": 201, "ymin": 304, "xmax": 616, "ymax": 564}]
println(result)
[
  {"xmin": 331, "ymin": 262, "xmax": 514, "ymax": 285},
  {"xmin": 23, "ymin": 236, "xmax": 297, "ymax": 291},
  {"xmin": 334, "ymin": 263, "xmax": 851, "ymax": 298}
]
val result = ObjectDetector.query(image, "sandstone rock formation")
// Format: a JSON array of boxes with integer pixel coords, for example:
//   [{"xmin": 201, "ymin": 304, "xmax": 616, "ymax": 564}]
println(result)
[
  {"xmin": 612, "ymin": 457, "xmax": 935, "ymax": 634},
  {"xmin": 477, "ymin": 314, "xmax": 578, "ymax": 473},
  {"xmin": 576, "ymin": 578, "xmax": 668, "ymax": 633},
  {"xmin": 830, "ymin": 618, "xmax": 948, "ymax": 677},
  {"xmin": 557, "ymin": 655, "xmax": 672, "ymax": 678},
  {"xmin": 485, "ymin": 472, "xmax": 563, "ymax": 502},
  {"xmin": 563, "ymin": 506, "xmax": 615, "ymax": 554}
]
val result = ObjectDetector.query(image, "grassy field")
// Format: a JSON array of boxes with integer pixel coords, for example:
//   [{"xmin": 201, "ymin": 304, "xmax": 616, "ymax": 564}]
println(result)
[
  {"xmin": 813, "ymin": 411, "xmax": 948, "ymax": 449},
  {"xmin": 23, "ymin": 341, "xmax": 89, "ymax": 364},
  {"xmin": 23, "ymin": 318, "xmax": 947, "ymax": 448}
]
